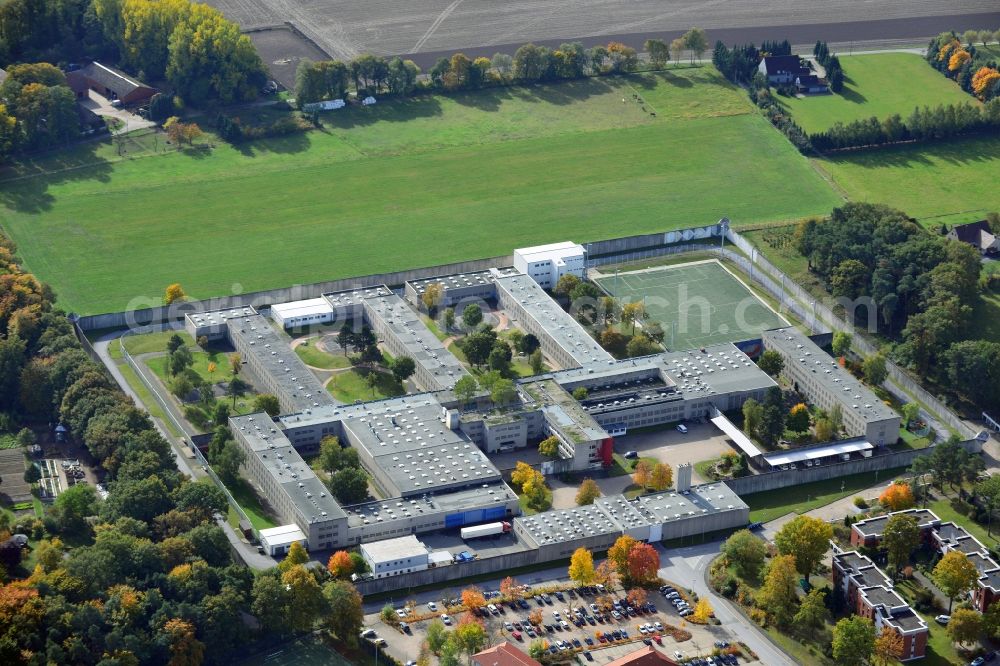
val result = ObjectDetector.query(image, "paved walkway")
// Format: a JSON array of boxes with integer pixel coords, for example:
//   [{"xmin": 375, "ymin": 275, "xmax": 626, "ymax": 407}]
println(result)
[{"xmin": 93, "ymin": 328, "xmax": 275, "ymax": 570}]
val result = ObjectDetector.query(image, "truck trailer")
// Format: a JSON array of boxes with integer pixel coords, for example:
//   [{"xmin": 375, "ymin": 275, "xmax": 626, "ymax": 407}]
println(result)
[{"xmin": 460, "ymin": 521, "xmax": 512, "ymax": 540}]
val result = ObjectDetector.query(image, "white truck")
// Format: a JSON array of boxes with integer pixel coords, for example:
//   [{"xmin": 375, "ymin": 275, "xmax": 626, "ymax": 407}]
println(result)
[{"xmin": 460, "ymin": 521, "xmax": 512, "ymax": 540}]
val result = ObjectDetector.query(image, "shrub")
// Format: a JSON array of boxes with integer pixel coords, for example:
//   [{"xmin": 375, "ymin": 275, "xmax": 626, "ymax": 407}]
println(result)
[
  {"xmin": 183, "ymin": 405, "xmax": 209, "ymax": 429},
  {"xmin": 853, "ymin": 496, "xmax": 868, "ymax": 509}
]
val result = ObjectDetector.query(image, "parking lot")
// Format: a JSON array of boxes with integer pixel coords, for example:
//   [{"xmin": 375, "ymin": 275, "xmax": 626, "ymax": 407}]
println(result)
[{"xmin": 365, "ymin": 582, "xmax": 746, "ymax": 666}]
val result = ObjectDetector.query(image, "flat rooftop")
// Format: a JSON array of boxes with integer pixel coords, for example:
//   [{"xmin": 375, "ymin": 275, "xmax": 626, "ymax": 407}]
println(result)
[
  {"xmin": 853, "ymin": 509, "xmax": 940, "ymax": 538},
  {"xmin": 515, "ymin": 501, "xmax": 622, "ymax": 546},
  {"xmin": 885, "ymin": 608, "xmax": 928, "ymax": 633},
  {"xmin": 979, "ymin": 568, "xmax": 1000, "ymax": 592},
  {"xmin": 187, "ymin": 305, "xmax": 257, "ymax": 329},
  {"xmin": 408, "ymin": 270, "xmax": 494, "ymax": 295},
  {"xmin": 342, "ymin": 482, "xmax": 516, "ymax": 528},
  {"xmin": 934, "ymin": 522, "xmax": 970, "ymax": 544},
  {"xmin": 513, "ymin": 483, "xmax": 747, "ymax": 547},
  {"xmin": 362, "ymin": 291, "xmax": 471, "ymax": 391},
  {"xmin": 762, "ymin": 438, "xmax": 873, "ymax": 467},
  {"xmin": 494, "ymin": 272, "xmax": 614, "ymax": 369},
  {"xmin": 322, "ymin": 285, "xmax": 392, "ymax": 311},
  {"xmin": 860, "ymin": 585, "xmax": 907, "ymax": 610},
  {"xmin": 764, "ymin": 328, "xmax": 898, "ymax": 423},
  {"xmin": 230, "ymin": 413, "xmax": 346, "ymax": 523},
  {"xmin": 360, "ymin": 534, "xmax": 429, "ymax": 562},
  {"xmin": 952, "ymin": 536, "xmax": 988, "ymax": 556},
  {"xmin": 520, "ymin": 378, "xmax": 607, "ymax": 444},
  {"xmin": 711, "ymin": 413, "xmax": 763, "ymax": 458},
  {"xmin": 633, "ymin": 483, "xmax": 749, "ymax": 524},
  {"xmin": 834, "ymin": 550, "xmax": 875, "ymax": 574},
  {"xmin": 270, "ymin": 298, "xmax": 333, "ymax": 321},
  {"xmin": 227, "ymin": 312, "xmax": 338, "ymax": 413},
  {"xmin": 336, "ymin": 396, "xmax": 503, "ymax": 496},
  {"xmin": 514, "ymin": 241, "xmax": 584, "ymax": 262},
  {"xmin": 968, "ymin": 552, "xmax": 1000, "ymax": 575},
  {"xmin": 655, "ymin": 345, "xmax": 777, "ymax": 399}
]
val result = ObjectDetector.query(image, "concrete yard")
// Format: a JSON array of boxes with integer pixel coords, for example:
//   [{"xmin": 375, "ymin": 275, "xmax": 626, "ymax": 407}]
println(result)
[
  {"xmin": 550, "ymin": 422, "xmax": 735, "ymax": 509},
  {"xmin": 205, "ymin": 0, "xmax": 999, "ymax": 65}
]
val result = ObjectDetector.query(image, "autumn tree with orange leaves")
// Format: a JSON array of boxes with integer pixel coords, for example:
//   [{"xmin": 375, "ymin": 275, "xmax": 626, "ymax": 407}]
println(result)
[
  {"xmin": 165, "ymin": 617, "xmax": 205, "ymax": 666},
  {"xmin": 327, "ymin": 550, "xmax": 354, "ymax": 578},
  {"xmin": 500, "ymin": 576, "xmax": 521, "ymax": 599},
  {"xmin": 608, "ymin": 535, "xmax": 638, "ymax": 577},
  {"xmin": 879, "ymin": 482, "xmax": 915, "ymax": 511},
  {"xmin": 972, "ymin": 67, "xmax": 1000, "ymax": 100},
  {"xmin": 626, "ymin": 588, "xmax": 648, "ymax": 608},
  {"xmin": 949, "ymin": 49, "xmax": 971, "ymax": 71},
  {"xmin": 627, "ymin": 543, "xmax": 660, "ymax": 584},
  {"xmin": 461, "ymin": 586, "xmax": 486, "ymax": 610}
]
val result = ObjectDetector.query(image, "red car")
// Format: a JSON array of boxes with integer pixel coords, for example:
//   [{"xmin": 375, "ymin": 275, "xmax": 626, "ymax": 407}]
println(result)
[{"xmin": 511, "ymin": 631, "xmax": 522, "ymax": 641}]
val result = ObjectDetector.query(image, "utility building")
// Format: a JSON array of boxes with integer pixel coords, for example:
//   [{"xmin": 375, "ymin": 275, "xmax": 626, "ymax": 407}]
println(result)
[{"xmin": 513, "ymin": 241, "xmax": 586, "ymax": 290}]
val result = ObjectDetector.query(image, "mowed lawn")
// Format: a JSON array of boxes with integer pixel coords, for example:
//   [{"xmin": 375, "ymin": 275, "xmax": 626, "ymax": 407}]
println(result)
[
  {"xmin": 815, "ymin": 134, "xmax": 1000, "ymax": 223},
  {"xmin": 0, "ymin": 69, "xmax": 840, "ymax": 315},
  {"xmin": 780, "ymin": 52, "xmax": 976, "ymax": 134}
]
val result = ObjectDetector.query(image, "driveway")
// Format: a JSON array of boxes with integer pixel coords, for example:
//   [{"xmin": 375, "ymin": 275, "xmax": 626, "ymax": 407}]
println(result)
[
  {"xmin": 80, "ymin": 89, "xmax": 155, "ymax": 134},
  {"xmin": 654, "ymin": 541, "xmax": 798, "ymax": 666}
]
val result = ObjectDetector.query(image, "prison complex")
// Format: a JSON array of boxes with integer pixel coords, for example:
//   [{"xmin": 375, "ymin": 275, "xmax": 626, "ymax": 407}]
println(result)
[{"xmin": 182, "ymin": 244, "xmax": 861, "ymax": 568}]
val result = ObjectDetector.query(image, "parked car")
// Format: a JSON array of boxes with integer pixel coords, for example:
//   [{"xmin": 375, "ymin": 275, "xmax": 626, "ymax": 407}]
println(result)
[
  {"xmin": 511, "ymin": 631, "xmax": 522, "ymax": 641},
  {"xmin": 935, "ymin": 614, "xmax": 950, "ymax": 625},
  {"xmin": 676, "ymin": 423, "xmax": 688, "ymax": 433},
  {"xmin": 624, "ymin": 451, "xmax": 638, "ymax": 459},
  {"xmin": 441, "ymin": 614, "xmax": 452, "ymax": 625}
]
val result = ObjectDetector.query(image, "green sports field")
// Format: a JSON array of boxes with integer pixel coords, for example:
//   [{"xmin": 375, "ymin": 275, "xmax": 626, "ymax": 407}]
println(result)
[
  {"xmin": 0, "ymin": 67, "xmax": 841, "ymax": 315},
  {"xmin": 593, "ymin": 260, "xmax": 789, "ymax": 350},
  {"xmin": 780, "ymin": 52, "xmax": 976, "ymax": 134},
  {"xmin": 815, "ymin": 134, "xmax": 1000, "ymax": 225}
]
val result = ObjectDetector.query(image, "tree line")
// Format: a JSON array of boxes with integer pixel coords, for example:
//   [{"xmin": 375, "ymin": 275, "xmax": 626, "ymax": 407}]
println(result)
[
  {"xmin": 794, "ymin": 203, "xmax": 1000, "ymax": 411},
  {"xmin": 810, "ymin": 98, "xmax": 1000, "ymax": 151},
  {"xmin": 0, "ymin": 0, "xmax": 265, "ymax": 108},
  {"xmin": 0, "ymin": 63, "xmax": 79, "ymax": 154},
  {"xmin": 294, "ymin": 29, "xmax": 711, "ymax": 108},
  {"xmin": 811, "ymin": 41, "xmax": 843, "ymax": 93},
  {"xmin": 0, "ymin": 231, "xmax": 367, "ymax": 663},
  {"xmin": 927, "ymin": 31, "xmax": 1000, "ymax": 102}
]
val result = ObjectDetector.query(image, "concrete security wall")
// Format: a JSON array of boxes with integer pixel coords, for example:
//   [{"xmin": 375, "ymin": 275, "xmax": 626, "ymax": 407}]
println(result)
[
  {"xmin": 77, "ymin": 255, "xmax": 512, "ymax": 332},
  {"xmin": 725, "ymin": 438, "xmax": 983, "ymax": 496},
  {"xmin": 583, "ymin": 222, "xmax": 723, "ymax": 258}
]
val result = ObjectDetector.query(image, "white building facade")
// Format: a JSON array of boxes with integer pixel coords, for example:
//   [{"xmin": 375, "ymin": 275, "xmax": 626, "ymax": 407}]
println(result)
[{"xmin": 513, "ymin": 241, "xmax": 586, "ymax": 290}]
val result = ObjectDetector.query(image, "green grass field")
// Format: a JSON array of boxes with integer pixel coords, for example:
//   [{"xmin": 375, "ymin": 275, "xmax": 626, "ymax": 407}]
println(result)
[
  {"xmin": 780, "ymin": 52, "xmax": 976, "ymax": 134},
  {"xmin": 0, "ymin": 69, "xmax": 840, "ymax": 315},
  {"xmin": 744, "ymin": 467, "xmax": 908, "ymax": 523},
  {"xmin": 326, "ymin": 368, "xmax": 404, "ymax": 403},
  {"xmin": 594, "ymin": 260, "xmax": 788, "ymax": 350},
  {"xmin": 147, "ymin": 350, "xmax": 237, "ymax": 384},
  {"xmin": 293, "ymin": 343, "xmax": 352, "ymax": 369},
  {"xmin": 814, "ymin": 134, "xmax": 1000, "ymax": 226}
]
